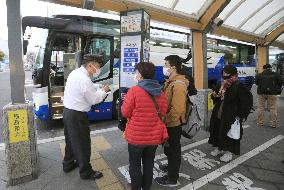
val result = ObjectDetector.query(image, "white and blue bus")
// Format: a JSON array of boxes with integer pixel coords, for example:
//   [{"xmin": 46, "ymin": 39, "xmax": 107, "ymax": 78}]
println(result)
[{"xmin": 24, "ymin": 12, "xmax": 256, "ymax": 123}]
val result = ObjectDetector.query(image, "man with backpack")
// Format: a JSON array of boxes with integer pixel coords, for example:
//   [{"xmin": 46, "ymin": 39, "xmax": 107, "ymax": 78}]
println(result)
[
  {"xmin": 155, "ymin": 55, "xmax": 189, "ymax": 187},
  {"xmin": 255, "ymin": 64, "xmax": 282, "ymax": 128}
]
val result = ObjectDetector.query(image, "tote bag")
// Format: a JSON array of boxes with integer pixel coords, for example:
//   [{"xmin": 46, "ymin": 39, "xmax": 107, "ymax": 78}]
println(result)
[{"xmin": 227, "ymin": 119, "xmax": 240, "ymax": 140}]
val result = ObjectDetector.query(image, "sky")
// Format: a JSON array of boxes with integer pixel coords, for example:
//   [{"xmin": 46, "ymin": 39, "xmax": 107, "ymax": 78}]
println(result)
[
  {"xmin": 0, "ymin": 0, "xmax": 8, "ymax": 40},
  {"xmin": 0, "ymin": 0, "xmax": 50, "ymax": 40}
]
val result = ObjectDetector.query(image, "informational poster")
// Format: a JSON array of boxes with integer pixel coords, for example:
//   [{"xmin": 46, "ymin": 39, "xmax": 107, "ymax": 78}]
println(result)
[
  {"xmin": 121, "ymin": 14, "xmax": 142, "ymax": 33},
  {"xmin": 143, "ymin": 12, "xmax": 150, "ymax": 35},
  {"xmin": 8, "ymin": 110, "xmax": 29, "ymax": 143},
  {"xmin": 143, "ymin": 40, "xmax": 150, "ymax": 62},
  {"xmin": 120, "ymin": 35, "xmax": 141, "ymax": 88},
  {"xmin": 143, "ymin": 12, "xmax": 150, "ymax": 62}
]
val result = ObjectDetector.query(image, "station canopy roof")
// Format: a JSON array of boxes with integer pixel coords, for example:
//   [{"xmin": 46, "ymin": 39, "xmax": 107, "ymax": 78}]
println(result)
[{"xmin": 40, "ymin": 0, "xmax": 284, "ymax": 48}]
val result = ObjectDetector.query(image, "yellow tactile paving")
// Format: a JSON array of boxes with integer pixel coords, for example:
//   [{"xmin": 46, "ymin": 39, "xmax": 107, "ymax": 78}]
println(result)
[
  {"xmin": 90, "ymin": 150, "xmax": 101, "ymax": 160},
  {"xmin": 60, "ymin": 143, "xmax": 101, "ymax": 158},
  {"xmin": 59, "ymin": 143, "xmax": 65, "ymax": 157},
  {"xmin": 101, "ymin": 182, "xmax": 125, "ymax": 190},
  {"xmin": 90, "ymin": 158, "xmax": 109, "ymax": 171},
  {"xmin": 59, "ymin": 136, "xmax": 124, "ymax": 190},
  {"xmin": 95, "ymin": 169, "xmax": 119, "ymax": 189},
  {"xmin": 91, "ymin": 136, "xmax": 112, "ymax": 151}
]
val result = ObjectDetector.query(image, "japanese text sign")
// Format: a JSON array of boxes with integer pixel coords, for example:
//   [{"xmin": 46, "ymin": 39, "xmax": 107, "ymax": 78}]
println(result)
[{"xmin": 8, "ymin": 110, "xmax": 29, "ymax": 143}]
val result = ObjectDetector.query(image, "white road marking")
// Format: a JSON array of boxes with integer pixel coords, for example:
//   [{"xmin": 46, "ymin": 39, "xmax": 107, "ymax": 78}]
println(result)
[
  {"xmin": 222, "ymin": 172, "xmax": 266, "ymax": 190},
  {"xmin": 178, "ymin": 135, "xmax": 284, "ymax": 190},
  {"xmin": 119, "ymin": 125, "xmax": 251, "ymax": 181},
  {"xmin": 154, "ymin": 124, "xmax": 250, "ymax": 161},
  {"xmin": 0, "ymin": 124, "xmax": 251, "ymax": 151},
  {"xmin": 0, "ymin": 126, "xmax": 119, "ymax": 150},
  {"xmin": 183, "ymin": 149, "xmax": 220, "ymax": 170}
]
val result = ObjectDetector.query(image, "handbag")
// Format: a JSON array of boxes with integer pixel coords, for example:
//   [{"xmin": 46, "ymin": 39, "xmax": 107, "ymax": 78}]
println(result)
[{"xmin": 227, "ymin": 119, "xmax": 240, "ymax": 140}]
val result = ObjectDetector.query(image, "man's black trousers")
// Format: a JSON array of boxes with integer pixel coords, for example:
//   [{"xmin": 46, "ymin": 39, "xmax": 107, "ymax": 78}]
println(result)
[
  {"xmin": 63, "ymin": 107, "xmax": 93, "ymax": 178},
  {"xmin": 164, "ymin": 126, "xmax": 182, "ymax": 182}
]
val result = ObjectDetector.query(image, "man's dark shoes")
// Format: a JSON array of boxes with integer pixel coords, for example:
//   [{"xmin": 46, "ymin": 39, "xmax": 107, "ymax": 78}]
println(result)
[
  {"xmin": 63, "ymin": 161, "xmax": 79, "ymax": 173},
  {"xmin": 155, "ymin": 175, "xmax": 179, "ymax": 187},
  {"xmin": 159, "ymin": 164, "xmax": 168, "ymax": 172},
  {"xmin": 81, "ymin": 170, "xmax": 103, "ymax": 180}
]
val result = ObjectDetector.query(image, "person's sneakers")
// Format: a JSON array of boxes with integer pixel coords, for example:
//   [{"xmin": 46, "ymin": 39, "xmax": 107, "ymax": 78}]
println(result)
[
  {"xmin": 210, "ymin": 148, "xmax": 223, "ymax": 157},
  {"xmin": 220, "ymin": 151, "xmax": 233, "ymax": 162},
  {"xmin": 155, "ymin": 175, "xmax": 179, "ymax": 187},
  {"xmin": 63, "ymin": 161, "xmax": 79, "ymax": 173},
  {"xmin": 159, "ymin": 164, "xmax": 168, "ymax": 172},
  {"xmin": 81, "ymin": 170, "xmax": 103, "ymax": 180},
  {"xmin": 257, "ymin": 123, "xmax": 264, "ymax": 127}
]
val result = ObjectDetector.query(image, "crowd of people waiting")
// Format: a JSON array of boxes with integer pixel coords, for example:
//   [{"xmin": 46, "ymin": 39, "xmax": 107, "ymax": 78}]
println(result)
[{"xmin": 62, "ymin": 53, "xmax": 282, "ymax": 190}]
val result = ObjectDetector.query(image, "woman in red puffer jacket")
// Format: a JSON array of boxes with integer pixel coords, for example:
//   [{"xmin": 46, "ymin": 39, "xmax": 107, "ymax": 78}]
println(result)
[{"xmin": 121, "ymin": 62, "xmax": 168, "ymax": 190}]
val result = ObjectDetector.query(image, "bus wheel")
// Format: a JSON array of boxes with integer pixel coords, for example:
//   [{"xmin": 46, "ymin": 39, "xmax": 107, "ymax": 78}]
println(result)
[{"xmin": 112, "ymin": 91, "xmax": 119, "ymax": 120}]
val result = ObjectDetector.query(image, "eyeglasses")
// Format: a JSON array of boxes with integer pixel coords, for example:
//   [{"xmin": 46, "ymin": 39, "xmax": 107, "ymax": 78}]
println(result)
[{"xmin": 222, "ymin": 75, "xmax": 232, "ymax": 80}]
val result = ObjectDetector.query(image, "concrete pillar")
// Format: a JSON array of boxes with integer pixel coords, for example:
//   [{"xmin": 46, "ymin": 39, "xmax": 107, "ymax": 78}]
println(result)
[
  {"xmin": 191, "ymin": 31, "xmax": 210, "ymax": 128},
  {"xmin": 3, "ymin": 103, "xmax": 38, "ymax": 186},
  {"xmin": 191, "ymin": 31, "xmax": 208, "ymax": 89},
  {"xmin": 6, "ymin": 0, "xmax": 25, "ymax": 103},
  {"xmin": 3, "ymin": 0, "xmax": 38, "ymax": 186},
  {"xmin": 256, "ymin": 45, "xmax": 268, "ymax": 74}
]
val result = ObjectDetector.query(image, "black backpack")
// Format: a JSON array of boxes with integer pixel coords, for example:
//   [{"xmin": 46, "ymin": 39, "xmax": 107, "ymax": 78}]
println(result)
[
  {"xmin": 258, "ymin": 74, "xmax": 282, "ymax": 95},
  {"xmin": 186, "ymin": 75, "xmax": 197, "ymax": 96},
  {"xmin": 235, "ymin": 82, "xmax": 254, "ymax": 121}
]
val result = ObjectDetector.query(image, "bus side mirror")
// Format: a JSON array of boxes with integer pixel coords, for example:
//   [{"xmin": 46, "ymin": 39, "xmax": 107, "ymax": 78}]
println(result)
[{"xmin": 23, "ymin": 40, "xmax": 28, "ymax": 55}]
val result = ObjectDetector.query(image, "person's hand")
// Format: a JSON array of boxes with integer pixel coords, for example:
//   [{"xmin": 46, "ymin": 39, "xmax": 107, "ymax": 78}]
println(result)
[
  {"xmin": 212, "ymin": 91, "xmax": 220, "ymax": 97},
  {"xmin": 121, "ymin": 93, "xmax": 126, "ymax": 101},
  {"xmin": 102, "ymin": 85, "xmax": 110, "ymax": 92}
]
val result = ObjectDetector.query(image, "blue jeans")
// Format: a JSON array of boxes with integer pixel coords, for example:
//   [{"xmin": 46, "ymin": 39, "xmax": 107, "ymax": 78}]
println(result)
[{"xmin": 128, "ymin": 144, "xmax": 158, "ymax": 190}]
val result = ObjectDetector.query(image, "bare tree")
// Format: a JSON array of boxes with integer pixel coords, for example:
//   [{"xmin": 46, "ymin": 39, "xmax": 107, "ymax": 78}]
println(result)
[{"xmin": 0, "ymin": 50, "xmax": 5, "ymax": 61}]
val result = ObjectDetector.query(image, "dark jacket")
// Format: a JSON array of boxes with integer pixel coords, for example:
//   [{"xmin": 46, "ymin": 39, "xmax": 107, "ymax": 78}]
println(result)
[
  {"xmin": 255, "ymin": 69, "xmax": 282, "ymax": 95},
  {"xmin": 208, "ymin": 82, "xmax": 253, "ymax": 155}
]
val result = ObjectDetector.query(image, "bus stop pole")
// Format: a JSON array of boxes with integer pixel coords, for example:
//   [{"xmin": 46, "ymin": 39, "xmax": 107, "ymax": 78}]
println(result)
[{"xmin": 3, "ymin": 0, "xmax": 38, "ymax": 186}]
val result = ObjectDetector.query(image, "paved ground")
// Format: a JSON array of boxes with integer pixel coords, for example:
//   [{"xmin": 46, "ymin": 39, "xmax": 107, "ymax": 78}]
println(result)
[
  {"xmin": 0, "ymin": 97, "xmax": 283, "ymax": 190},
  {"xmin": 1, "ymin": 71, "xmax": 284, "ymax": 189}
]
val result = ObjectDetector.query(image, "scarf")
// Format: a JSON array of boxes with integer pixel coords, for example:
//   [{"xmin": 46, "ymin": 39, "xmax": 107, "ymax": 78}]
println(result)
[{"xmin": 220, "ymin": 75, "xmax": 238, "ymax": 100}]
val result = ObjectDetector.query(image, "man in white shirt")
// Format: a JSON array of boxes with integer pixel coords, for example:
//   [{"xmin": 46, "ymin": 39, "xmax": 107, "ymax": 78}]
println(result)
[{"xmin": 63, "ymin": 54, "xmax": 109, "ymax": 180}]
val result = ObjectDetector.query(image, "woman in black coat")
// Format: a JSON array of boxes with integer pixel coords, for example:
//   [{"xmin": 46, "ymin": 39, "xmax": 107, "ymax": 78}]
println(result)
[{"xmin": 208, "ymin": 65, "xmax": 253, "ymax": 162}]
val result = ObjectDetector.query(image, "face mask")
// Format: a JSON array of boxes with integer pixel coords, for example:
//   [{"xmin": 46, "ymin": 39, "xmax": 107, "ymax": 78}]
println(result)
[
  {"xmin": 163, "ymin": 67, "xmax": 170, "ymax": 77},
  {"xmin": 134, "ymin": 74, "xmax": 138, "ymax": 82},
  {"xmin": 134, "ymin": 73, "xmax": 141, "ymax": 82},
  {"xmin": 92, "ymin": 68, "xmax": 101, "ymax": 79}
]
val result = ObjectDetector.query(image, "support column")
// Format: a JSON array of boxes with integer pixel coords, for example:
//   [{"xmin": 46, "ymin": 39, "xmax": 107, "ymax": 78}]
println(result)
[
  {"xmin": 4, "ymin": 0, "xmax": 38, "ymax": 186},
  {"xmin": 6, "ymin": 0, "xmax": 25, "ymax": 103},
  {"xmin": 192, "ymin": 31, "xmax": 208, "ymax": 89},
  {"xmin": 191, "ymin": 31, "xmax": 210, "ymax": 128},
  {"xmin": 256, "ymin": 45, "xmax": 268, "ymax": 73}
]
